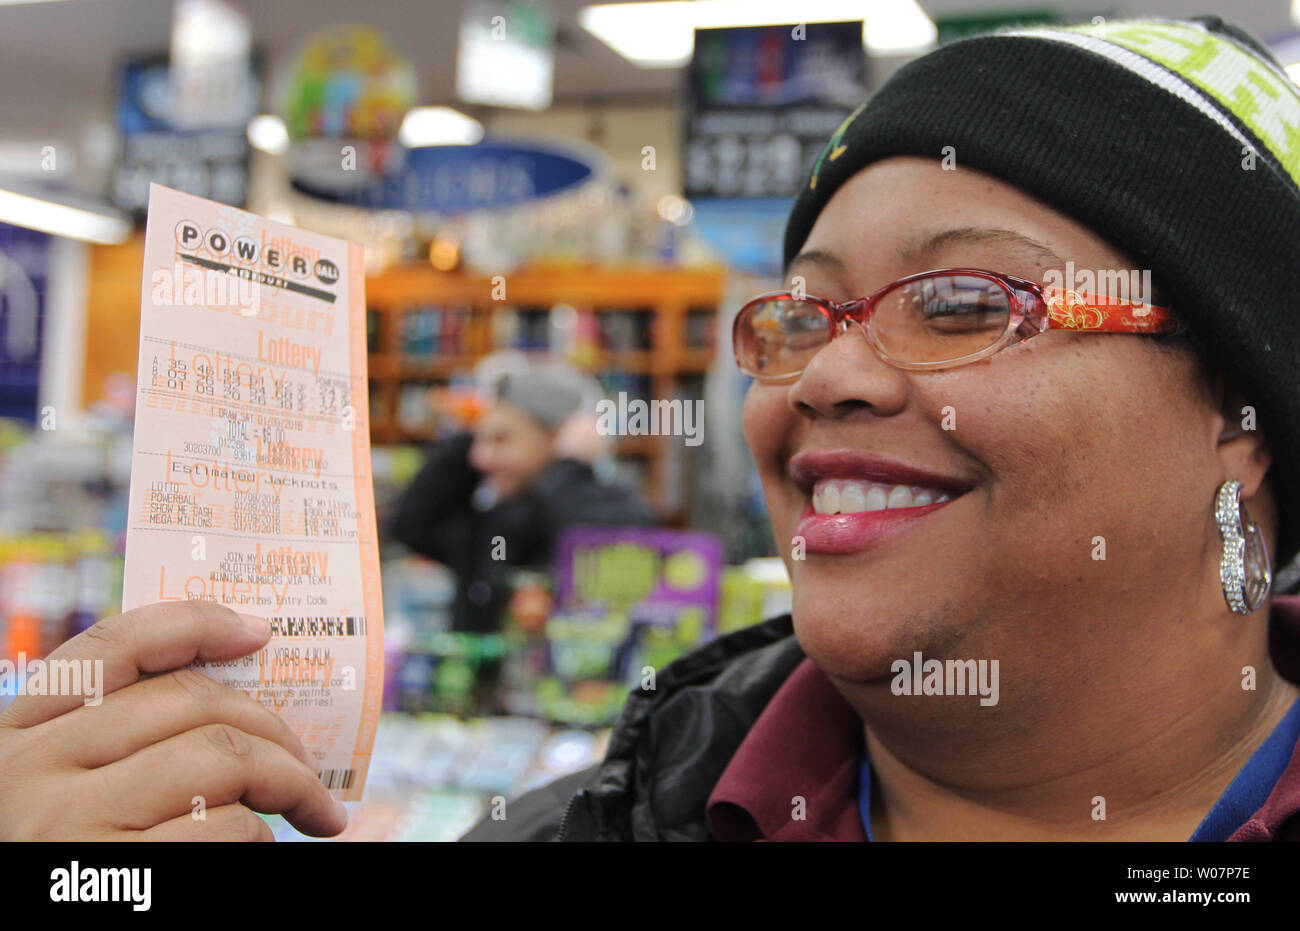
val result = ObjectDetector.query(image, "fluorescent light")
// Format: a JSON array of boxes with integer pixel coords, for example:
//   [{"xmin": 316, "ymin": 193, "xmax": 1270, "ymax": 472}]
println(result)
[
  {"xmin": 1293, "ymin": 0, "xmax": 1300, "ymax": 27},
  {"xmin": 457, "ymin": 7, "xmax": 555, "ymax": 109},
  {"xmin": 247, "ymin": 115, "xmax": 290, "ymax": 154},
  {"xmin": 580, "ymin": 2, "xmax": 695, "ymax": 67},
  {"xmin": 580, "ymin": 0, "xmax": 935, "ymax": 67},
  {"xmin": 171, "ymin": 0, "xmax": 251, "ymax": 67},
  {"xmin": 864, "ymin": 0, "xmax": 936, "ymax": 55},
  {"xmin": 0, "ymin": 189, "xmax": 131, "ymax": 244},
  {"xmin": 399, "ymin": 107, "xmax": 484, "ymax": 147}
]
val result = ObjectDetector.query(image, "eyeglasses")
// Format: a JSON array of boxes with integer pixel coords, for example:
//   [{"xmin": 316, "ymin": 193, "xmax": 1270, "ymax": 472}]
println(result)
[{"xmin": 732, "ymin": 267, "xmax": 1178, "ymax": 381}]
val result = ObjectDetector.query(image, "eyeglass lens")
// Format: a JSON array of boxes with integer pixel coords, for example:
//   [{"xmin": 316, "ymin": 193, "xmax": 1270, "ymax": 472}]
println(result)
[{"xmin": 736, "ymin": 274, "xmax": 1013, "ymax": 376}]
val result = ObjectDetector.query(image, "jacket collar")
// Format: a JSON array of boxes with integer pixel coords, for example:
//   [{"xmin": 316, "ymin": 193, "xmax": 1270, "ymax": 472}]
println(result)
[
  {"xmin": 559, "ymin": 615, "xmax": 803, "ymax": 841},
  {"xmin": 705, "ymin": 657, "xmax": 865, "ymax": 841}
]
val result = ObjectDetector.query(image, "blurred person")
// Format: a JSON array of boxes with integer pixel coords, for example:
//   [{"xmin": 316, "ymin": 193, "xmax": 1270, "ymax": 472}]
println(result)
[
  {"xmin": 462, "ymin": 16, "xmax": 1300, "ymax": 841},
  {"xmin": 389, "ymin": 360, "xmax": 656, "ymax": 632}
]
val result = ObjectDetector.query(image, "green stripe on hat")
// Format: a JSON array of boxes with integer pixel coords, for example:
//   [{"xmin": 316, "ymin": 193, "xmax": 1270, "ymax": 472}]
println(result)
[{"xmin": 1058, "ymin": 20, "xmax": 1300, "ymax": 189}]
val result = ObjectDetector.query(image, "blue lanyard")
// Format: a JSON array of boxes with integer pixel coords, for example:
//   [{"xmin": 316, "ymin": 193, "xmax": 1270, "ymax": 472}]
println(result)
[{"xmin": 857, "ymin": 696, "xmax": 1300, "ymax": 842}]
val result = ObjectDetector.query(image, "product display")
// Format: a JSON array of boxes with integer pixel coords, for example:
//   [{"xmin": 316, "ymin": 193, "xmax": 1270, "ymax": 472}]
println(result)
[{"xmin": 260, "ymin": 712, "xmax": 608, "ymax": 842}]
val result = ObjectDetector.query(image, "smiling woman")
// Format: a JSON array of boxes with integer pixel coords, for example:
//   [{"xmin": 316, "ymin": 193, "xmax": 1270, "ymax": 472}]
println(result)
[{"xmin": 461, "ymin": 14, "xmax": 1300, "ymax": 843}]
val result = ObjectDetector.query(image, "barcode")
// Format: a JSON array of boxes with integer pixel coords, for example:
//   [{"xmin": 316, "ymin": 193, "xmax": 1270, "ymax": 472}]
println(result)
[
  {"xmin": 320, "ymin": 768, "xmax": 355, "ymax": 790},
  {"xmin": 269, "ymin": 616, "xmax": 366, "ymax": 636}
]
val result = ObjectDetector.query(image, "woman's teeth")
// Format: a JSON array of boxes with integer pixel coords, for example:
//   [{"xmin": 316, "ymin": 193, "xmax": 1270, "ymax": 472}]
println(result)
[{"xmin": 811, "ymin": 479, "xmax": 952, "ymax": 514}]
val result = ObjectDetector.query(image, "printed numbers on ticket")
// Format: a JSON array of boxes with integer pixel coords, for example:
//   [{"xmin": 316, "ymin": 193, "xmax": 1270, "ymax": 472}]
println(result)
[{"xmin": 122, "ymin": 184, "xmax": 384, "ymax": 800}]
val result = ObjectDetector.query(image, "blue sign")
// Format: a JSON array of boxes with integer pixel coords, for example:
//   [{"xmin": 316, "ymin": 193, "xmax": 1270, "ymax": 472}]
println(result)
[
  {"xmin": 289, "ymin": 138, "xmax": 599, "ymax": 213},
  {"xmin": 0, "ymin": 222, "xmax": 51, "ymax": 424}
]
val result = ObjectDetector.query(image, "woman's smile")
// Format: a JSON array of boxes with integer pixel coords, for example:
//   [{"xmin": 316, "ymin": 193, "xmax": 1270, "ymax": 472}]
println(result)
[{"xmin": 789, "ymin": 448, "xmax": 973, "ymax": 554}]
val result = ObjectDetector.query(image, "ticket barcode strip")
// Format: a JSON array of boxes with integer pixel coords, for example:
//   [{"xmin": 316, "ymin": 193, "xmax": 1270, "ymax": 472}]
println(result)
[
  {"xmin": 319, "ymin": 768, "xmax": 355, "ymax": 790},
  {"xmin": 270, "ymin": 616, "xmax": 367, "ymax": 637}
]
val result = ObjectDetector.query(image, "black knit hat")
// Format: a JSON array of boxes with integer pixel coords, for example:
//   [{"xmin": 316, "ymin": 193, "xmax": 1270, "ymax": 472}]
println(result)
[{"xmin": 783, "ymin": 16, "xmax": 1300, "ymax": 568}]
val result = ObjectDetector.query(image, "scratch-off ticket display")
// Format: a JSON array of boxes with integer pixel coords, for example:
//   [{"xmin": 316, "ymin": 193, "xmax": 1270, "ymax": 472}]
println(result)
[{"xmin": 122, "ymin": 184, "xmax": 384, "ymax": 801}]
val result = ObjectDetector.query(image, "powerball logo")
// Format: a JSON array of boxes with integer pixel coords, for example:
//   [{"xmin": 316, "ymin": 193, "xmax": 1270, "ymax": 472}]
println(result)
[{"xmin": 173, "ymin": 219, "xmax": 340, "ymax": 304}]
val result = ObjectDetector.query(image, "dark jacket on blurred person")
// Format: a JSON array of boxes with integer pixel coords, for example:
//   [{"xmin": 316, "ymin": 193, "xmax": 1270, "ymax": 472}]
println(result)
[
  {"xmin": 390, "ymin": 431, "xmax": 656, "ymax": 633},
  {"xmin": 460, "ymin": 596, "xmax": 1300, "ymax": 841}
]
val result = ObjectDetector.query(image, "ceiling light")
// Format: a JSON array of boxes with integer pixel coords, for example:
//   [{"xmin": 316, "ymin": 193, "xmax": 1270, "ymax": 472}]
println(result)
[
  {"xmin": 399, "ymin": 107, "xmax": 484, "ymax": 147},
  {"xmin": 170, "ymin": 0, "xmax": 251, "ymax": 67},
  {"xmin": 580, "ymin": 0, "xmax": 935, "ymax": 67},
  {"xmin": 0, "ymin": 188, "xmax": 131, "ymax": 244},
  {"xmin": 247, "ymin": 115, "xmax": 289, "ymax": 155},
  {"xmin": 864, "ymin": 0, "xmax": 937, "ymax": 54}
]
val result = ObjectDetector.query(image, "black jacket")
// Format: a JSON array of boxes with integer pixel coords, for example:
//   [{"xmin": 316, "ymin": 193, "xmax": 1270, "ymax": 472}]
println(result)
[
  {"xmin": 389, "ymin": 432, "xmax": 657, "ymax": 632},
  {"xmin": 461, "ymin": 614, "xmax": 802, "ymax": 841},
  {"xmin": 462, "ymin": 596, "xmax": 1300, "ymax": 842}
]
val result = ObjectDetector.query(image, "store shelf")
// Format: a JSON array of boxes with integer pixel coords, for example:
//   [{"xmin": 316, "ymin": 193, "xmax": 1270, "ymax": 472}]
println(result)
[{"xmin": 366, "ymin": 262, "xmax": 727, "ymax": 522}]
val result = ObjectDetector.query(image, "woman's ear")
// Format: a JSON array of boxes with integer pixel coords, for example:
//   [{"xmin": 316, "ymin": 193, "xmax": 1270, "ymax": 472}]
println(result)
[{"xmin": 1213, "ymin": 374, "xmax": 1272, "ymax": 501}]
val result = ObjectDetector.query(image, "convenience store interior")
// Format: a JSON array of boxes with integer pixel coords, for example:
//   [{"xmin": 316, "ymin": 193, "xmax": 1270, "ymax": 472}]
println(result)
[{"xmin": 3, "ymin": 0, "xmax": 1300, "ymax": 841}]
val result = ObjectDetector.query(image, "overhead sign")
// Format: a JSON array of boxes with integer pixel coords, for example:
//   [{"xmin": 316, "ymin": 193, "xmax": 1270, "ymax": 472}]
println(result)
[
  {"xmin": 683, "ymin": 21, "xmax": 867, "ymax": 200},
  {"xmin": 110, "ymin": 56, "xmax": 257, "ymax": 220},
  {"xmin": 282, "ymin": 25, "xmax": 417, "ymax": 142},
  {"xmin": 289, "ymin": 137, "xmax": 600, "ymax": 214}
]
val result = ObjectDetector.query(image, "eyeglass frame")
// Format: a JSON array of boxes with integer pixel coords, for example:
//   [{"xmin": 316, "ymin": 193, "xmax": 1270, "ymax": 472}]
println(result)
[{"xmin": 732, "ymin": 266, "xmax": 1180, "ymax": 381}]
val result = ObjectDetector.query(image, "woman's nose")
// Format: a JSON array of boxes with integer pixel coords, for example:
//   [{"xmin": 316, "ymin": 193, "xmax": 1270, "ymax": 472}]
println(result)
[{"xmin": 787, "ymin": 319, "xmax": 909, "ymax": 419}]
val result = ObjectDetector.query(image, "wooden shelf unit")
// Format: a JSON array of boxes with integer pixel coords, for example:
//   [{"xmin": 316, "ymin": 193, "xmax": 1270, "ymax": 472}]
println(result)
[{"xmin": 365, "ymin": 262, "xmax": 728, "ymax": 521}]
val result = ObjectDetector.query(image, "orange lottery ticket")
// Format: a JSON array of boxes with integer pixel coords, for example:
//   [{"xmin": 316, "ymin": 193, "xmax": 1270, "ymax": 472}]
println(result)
[{"xmin": 122, "ymin": 184, "xmax": 384, "ymax": 801}]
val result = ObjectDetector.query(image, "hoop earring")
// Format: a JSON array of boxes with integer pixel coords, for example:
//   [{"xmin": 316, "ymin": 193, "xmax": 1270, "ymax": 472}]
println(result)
[{"xmin": 1216, "ymin": 480, "xmax": 1272, "ymax": 615}]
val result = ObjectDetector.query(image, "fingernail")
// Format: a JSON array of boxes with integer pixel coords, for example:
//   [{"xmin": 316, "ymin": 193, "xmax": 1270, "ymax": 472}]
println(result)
[
  {"xmin": 236, "ymin": 612, "xmax": 270, "ymax": 637},
  {"xmin": 333, "ymin": 795, "xmax": 349, "ymax": 826}
]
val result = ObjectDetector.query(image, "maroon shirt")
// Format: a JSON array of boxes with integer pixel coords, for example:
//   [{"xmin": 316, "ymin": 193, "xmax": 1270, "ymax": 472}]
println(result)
[{"xmin": 706, "ymin": 594, "xmax": 1300, "ymax": 842}]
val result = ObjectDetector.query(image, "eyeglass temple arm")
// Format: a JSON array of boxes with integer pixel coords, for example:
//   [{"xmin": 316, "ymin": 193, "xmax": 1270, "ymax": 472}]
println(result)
[{"xmin": 1040, "ymin": 288, "xmax": 1178, "ymax": 333}]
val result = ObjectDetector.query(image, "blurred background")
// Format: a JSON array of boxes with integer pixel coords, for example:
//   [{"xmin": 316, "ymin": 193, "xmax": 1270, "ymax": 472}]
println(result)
[{"xmin": 1, "ymin": 0, "xmax": 1298, "ymax": 840}]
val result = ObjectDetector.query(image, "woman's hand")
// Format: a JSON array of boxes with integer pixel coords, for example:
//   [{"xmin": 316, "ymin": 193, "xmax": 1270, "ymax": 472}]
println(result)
[{"xmin": 0, "ymin": 601, "xmax": 348, "ymax": 841}]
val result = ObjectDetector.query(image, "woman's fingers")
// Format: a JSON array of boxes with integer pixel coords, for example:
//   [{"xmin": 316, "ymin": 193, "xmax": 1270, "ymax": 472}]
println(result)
[
  {"xmin": 0, "ymin": 600, "xmax": 346, "ymax": 842},
  {"xmin": 133, "ymin": 803, "xmax": 276, "ymax": 842},
  {"xmin": 93, "ymin": 725, "xmax": 347, "ymax": 838},
  {"xmin": 0, "ymin": 600, "xmax": 270, "ymax": 729},
  {"xmin": 49, "ymin": 666, "xmax": 314, "ymax": 771}
]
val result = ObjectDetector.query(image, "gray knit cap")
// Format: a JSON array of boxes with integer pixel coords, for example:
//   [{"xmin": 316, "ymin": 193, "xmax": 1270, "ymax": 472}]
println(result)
[{"xmin": 493, "ymin": 362, "xmax": 602, "ymax": 430}]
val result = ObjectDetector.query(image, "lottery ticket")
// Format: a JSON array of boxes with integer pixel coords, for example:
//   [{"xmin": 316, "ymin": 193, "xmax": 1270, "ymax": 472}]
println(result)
[{"xmin": 122, "ymin": 184, "xmax": 384, "ymax": 800}]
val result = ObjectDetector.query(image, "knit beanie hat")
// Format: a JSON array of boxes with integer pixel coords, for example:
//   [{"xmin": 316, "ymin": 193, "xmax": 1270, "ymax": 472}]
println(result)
[{"xmin": 783, "ymin": 15, "xmax": 1300, "ymax": 569}]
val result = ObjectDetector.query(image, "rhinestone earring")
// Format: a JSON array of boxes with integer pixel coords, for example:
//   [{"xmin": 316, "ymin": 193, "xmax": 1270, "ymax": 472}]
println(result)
[{"xmin": 1216, "ymin": 480, "xmax": 1272, "ymax": 615}]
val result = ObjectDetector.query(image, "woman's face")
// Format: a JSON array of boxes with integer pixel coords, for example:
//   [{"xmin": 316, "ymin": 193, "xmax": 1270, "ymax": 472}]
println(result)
[
  {"xmin": 743, "ymin": 156, "xmax": 1271, "ymax": 687},
  {"xmin": 469, "ymin": 402, "xmax": 554, "ymax": 500}
]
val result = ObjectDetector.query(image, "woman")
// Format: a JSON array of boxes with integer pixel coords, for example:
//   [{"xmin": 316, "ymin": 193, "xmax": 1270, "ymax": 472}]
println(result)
[
  {"xmin": 390, "ymin": 361, "xmax": 656, "ymax": 632},
  {"xmin": 463, "ymin": 14, "xmax": 1300, "ymax": 841},
  {"xmin": 1, "ymin": 14, "xmax": 1296, "ymax": 842}
]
